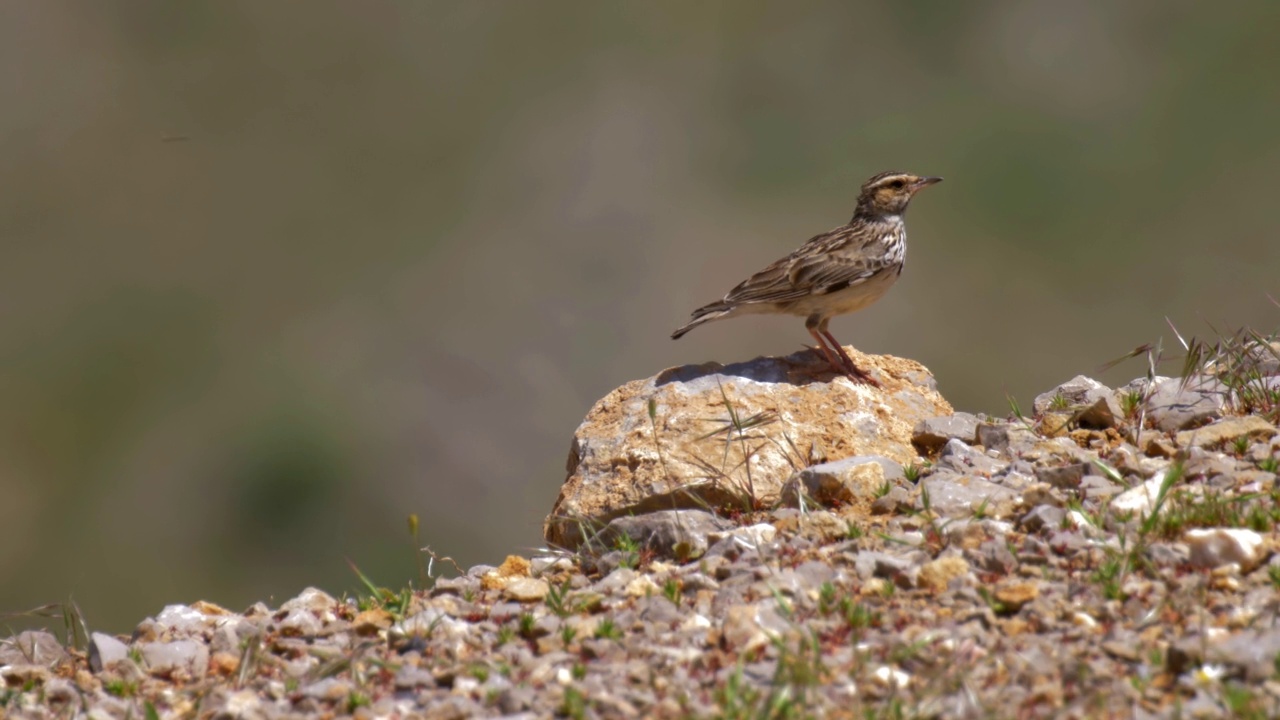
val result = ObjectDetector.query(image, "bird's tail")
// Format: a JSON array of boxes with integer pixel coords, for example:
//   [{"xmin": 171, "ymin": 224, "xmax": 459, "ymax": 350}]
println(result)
[{"xmin": 671, "ymin": 304, "xmax": 734, "ymax": 340}]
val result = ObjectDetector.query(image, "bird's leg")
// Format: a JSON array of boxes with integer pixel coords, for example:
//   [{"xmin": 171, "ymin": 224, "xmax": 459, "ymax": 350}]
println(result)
[
  {"xmin": 818, "ymin": 321, "xmax": 880, "ymax": 387},
  {"xmin": 806, "ymin": 327, "xmax": 847, "ymax": 375}
]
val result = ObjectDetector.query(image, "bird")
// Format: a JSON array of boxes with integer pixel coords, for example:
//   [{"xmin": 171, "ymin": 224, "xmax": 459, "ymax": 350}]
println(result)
[{"xmin": 671, "ymin": 171, "xmax": 942, "ymax": 386}]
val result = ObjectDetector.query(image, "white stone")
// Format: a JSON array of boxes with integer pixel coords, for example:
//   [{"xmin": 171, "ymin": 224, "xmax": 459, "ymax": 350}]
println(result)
[
  {"xmin": 1070, "ymin": 612, "xmax": 1098, "ymax": 628},
  {"xmin": 1110, "ymin": 471, "xmax": 1172, "ymax": 515},
  {"xmin": 707, "ymin": 523, "xmax": 778, "ymax": 551},
  {"xmin": 279, "ymin": 587, "xmax": 338, "ymax": 613},
  {"xmin": 1185, "ymin": 528, "xmax": 1267, "ymax": 571},
  {"xmin": 871, "ymin": 665, "xmax": 910, "ymax": 689}
]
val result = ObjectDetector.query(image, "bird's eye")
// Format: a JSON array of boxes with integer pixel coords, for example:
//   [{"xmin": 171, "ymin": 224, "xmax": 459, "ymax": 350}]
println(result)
[{"xmin": 888, "ymin": 180, "xmax": 905, "ymax": 189}]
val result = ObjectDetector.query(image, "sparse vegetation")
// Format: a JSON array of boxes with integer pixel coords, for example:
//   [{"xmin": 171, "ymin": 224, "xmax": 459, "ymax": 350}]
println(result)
[{"xmin": 9, "ymin": 319, "xmax": 1280, "ymax": 718}]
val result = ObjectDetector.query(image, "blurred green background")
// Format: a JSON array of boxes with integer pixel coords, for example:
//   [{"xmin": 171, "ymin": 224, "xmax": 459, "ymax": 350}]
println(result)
[{"xmin": 2, "ymin": 1, "xmax": 1278, "ymax": 632}]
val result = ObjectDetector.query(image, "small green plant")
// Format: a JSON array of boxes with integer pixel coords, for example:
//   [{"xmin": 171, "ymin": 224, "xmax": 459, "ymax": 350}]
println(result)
[
  {"xmin": 103, "ymin": 679, "xmax": 137, "ymax": 698},
  {"xmin": 888, "ymin": 638, "xmax": 930, "ymax": 665},
  {"xmin": 572, "ymin": 662, "xmax": 588, "ymax": 681},
  {"xmin": 845, "ymin": 521, "xmax": 863, "ymax": 540},
  {"xmin": 1232, "ymin": 435, "xmax": 1250, "ymax": 456},
  {"xmin": 662, "ymin": 578, "xmax": 682, "ymax": 605},
  {"xmin": 594, "ymin": 618, "xmax": 623, "ymax": 640},
  {"xmin": 495, "ymin": 626, "xmax": 514, "ymax": 647},
  {"xmin": 469, "ymin": 665, "xmax": 490, "ymax": 682},
  {"xmin": 1221, "ymin": 682, "xmax": 1267, "ymax": 718},
  {"xmin": 874, "ymin": 479, "xmax": 894, "ymax": 499},
  {"xmin": 903, "ymin": 462, "xmax": 925, "ymax": 483},
  {"xmin": 1007, "ymin": 394, "xmax": 1025, "ymax": 422},
  {"xmin": 972, "ymin": 496, "xmax": 991, "ymax": 520},
  {"xmin": 817, "ymin": 582, "xmax": 838, "ymax": 616},
  {"xmin": 614, "ymin": 533, "xmax": 640, "ymax": 570},
  {"xmin": 1120, "ymin": 390, "xmax": 1144, "ymax": 419},
  {"xmin": 714, "ymin": 666, "xmax": 765, "ymax": 718},
  {"xmin": 545, "ymin": 579, "xmax": 574, "ymax": 618},
  {"xmin": 560, "ymin": 625, "xmax": 578, "ymax": 647},
  {"xmin": 1091, "ymin": 459, "xmax": 1128, "ymax": 488},
  {"xmin": 346, "ymin": 559, "xmax": 413, "ymax": 618},
  {"xmin": 1268, "ymin": 564, "xmax": 1280, "ymax": 590},
  {"xmin": 770, "ymin": 633, "xmax": 826, "ymax": 696},
  {"xmin": 1259, "ymin": 456, "xmax": 1279, "ymax": 473},
  {"xmin": 346, "ymin": 691, "xmax": 372, "ymax": 713},
  {"xmin": 561, "ymin": 686, "xmax": 588, "ymax": 720},
  {"xmin": 1245, "ymin": 502, "xmax": 1275, "ymax": 532},
  {"xmin": 1049, "ymin": 392, "xmax": 1070, "ymax": 410},
  {"xmin": 518, "ymin": 613, "xmax": 536, "ymax": 638},
  {"xmin": 841, "ymin": 598, "xmax": 878, "ymax": 636},
  {"xmin": 1093, "ymin": 552, "xmax": 1125, "ymax": 601}
]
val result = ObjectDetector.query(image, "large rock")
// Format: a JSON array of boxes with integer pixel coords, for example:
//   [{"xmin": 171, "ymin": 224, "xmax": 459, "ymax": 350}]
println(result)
[
  {"xmin": 544, "ymin": 348, "xmax": 952, "ymax": 550},
  {"xmin": 1033, "ymin": 375, "xmax": 1122, "ymax": 429},
  {"xmin": 1129, "ymin": 376, "xmax": 1224, "ymax": 432}
]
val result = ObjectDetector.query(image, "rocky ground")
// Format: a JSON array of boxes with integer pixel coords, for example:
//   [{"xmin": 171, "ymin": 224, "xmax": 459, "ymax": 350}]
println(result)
[{"xmin": 4, "ymin": 343, "xmax": 1280, "ymax": 719}]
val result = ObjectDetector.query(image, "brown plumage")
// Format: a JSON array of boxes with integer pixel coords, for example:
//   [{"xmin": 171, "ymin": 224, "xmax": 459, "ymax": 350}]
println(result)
[{"xmin": 672, "ymin": 171, "xmax": 941, "ymax": 385}]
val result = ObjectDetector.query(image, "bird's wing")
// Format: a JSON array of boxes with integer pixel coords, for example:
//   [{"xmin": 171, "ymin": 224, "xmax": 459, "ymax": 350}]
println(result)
[
  {"xmin": 718, "ymin": 254, "xmax": 810, "ymax": 305},
  {"xmin": 785, "ymin": 252, "xmax": 885, "ymax": 295},
  {"xmin": 720, "ymin": 225, "xmax": 885, "ymax": 304}
]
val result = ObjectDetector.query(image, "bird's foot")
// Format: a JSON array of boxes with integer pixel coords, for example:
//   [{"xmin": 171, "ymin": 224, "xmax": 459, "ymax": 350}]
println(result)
[
  {"xmin": 840, "ymin": 363, "xmax": 881, "ymax": 388},
  {"xmin": 802, "ymin": 343, "xmax": 880, "ymax": 387}
]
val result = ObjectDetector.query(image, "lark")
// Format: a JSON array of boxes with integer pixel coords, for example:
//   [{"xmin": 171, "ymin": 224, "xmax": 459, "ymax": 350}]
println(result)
[{"xmin": 671, "ymin": 171, "xmax": 941, "ymax": 385}]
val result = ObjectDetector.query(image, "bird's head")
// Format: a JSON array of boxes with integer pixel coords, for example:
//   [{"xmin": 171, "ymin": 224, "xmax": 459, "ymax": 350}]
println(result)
[{"xmin": 855, "ymin": 171, "xmax": 942, "ymax": 218}]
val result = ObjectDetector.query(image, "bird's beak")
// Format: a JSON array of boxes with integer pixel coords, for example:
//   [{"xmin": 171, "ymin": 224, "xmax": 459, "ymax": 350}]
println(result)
[{"xmin": 913, "ymin": 176, "xmax": 943, "ymax": 189}]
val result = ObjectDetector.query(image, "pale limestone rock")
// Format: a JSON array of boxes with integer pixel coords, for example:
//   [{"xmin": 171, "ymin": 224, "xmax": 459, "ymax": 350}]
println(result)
[{"xmin": 544, "ymin": 348, "xmax": 952, "ymax": 549}]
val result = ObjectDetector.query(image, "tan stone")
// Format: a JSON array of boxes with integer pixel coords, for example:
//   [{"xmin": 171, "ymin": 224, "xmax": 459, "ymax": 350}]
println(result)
[
  {"xmin": 994, "ymin": 582, "xmax": 1039, "ymax": 611},
  {"xmin": 209, "ymin": 651, "xmax": 240, "ymax": 676},
  {"xmin": 1175, "ymin": 415, "xmax": 1276, "ymax": 449},
  {"xmin": 544, "ymin": 349, "xmax": 952, "ymax": 549},
  {"xmin": 1000, "ymin": 618, "xmax": 1030, "ymax": 637},
  {"xmin": 190, "ymin": 600, "xmax": 233, "ymax": 616},
  {"xmin": 497, "ymin": 555, "xmax": 531, "ymax": 577},
  {"xmin": 918, "ymin": 555, "xmax": 971, "ymax": 592},
  {"xmin": 1039, "ymin": 412, "xmax": 1071, "ymax": 438},
  {"xmin": 1143, "ymin": 436, "xmax": 1178, "ymax": 459},
  {"xmin": 353, "ymin": 608, "xmax": 394, "ymax": 635},
  {"xmin": 481, "ymin": 556, "xmax": 531, "ymax": 591}
]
